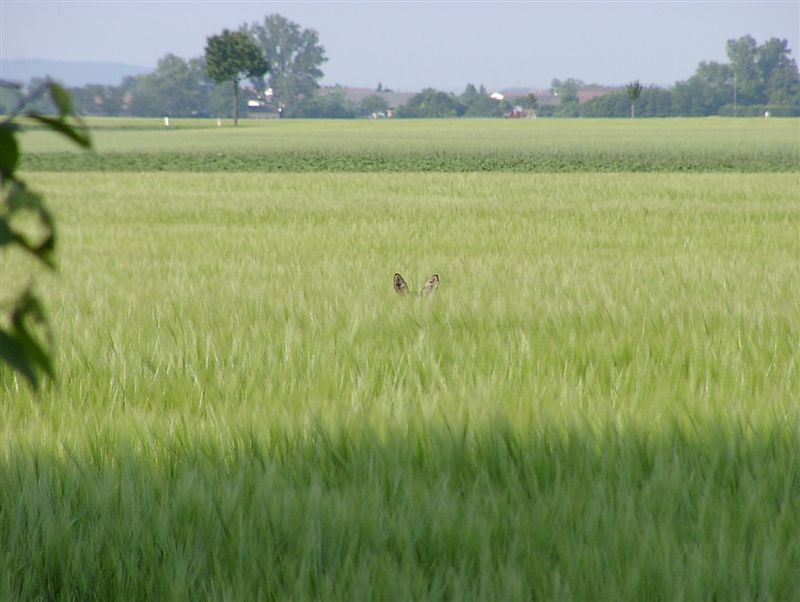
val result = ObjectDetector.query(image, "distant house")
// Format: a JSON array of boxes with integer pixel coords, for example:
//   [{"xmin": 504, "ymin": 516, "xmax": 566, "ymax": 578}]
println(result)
[
  {"xmin": 244, "ymin": 86, "xmax": 279, "ymax": 118},
  {"xmin": 503, "ymin": 105, "xmax": 536, "ymax": 119},
  {"xmin": 370, "ymin": 109, "xmax": 396, "ymax": 119}
]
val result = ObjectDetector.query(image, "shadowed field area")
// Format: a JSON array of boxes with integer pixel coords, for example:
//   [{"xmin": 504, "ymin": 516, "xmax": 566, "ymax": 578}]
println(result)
[{"xmin": 3, "ymin": 421, "xmax": 798, "ymax": 600}]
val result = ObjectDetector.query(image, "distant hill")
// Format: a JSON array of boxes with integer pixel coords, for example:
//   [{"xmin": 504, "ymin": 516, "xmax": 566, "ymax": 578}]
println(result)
[{"xmin": 0, "ymin": 59, "xmax": 153, "ymax": 87}]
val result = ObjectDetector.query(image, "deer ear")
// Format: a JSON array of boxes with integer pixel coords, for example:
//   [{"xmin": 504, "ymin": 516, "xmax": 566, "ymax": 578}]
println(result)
[
  {"xmin": 421, "ymin": 274, "xmax": 439, "ymax": 295},
  {"xmin": 394, "ymin": 273, "xmax": 409, "ymax": 294}
]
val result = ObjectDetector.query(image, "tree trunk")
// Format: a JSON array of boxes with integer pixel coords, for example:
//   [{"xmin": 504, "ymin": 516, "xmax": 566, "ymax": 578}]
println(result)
[
  {"xmin": 630, "ymin": 103, "xmax": 635, "ymax": 119},
  {"xmin": 233, "ymin": 79, "xmax": 239, "ymax": 126}
]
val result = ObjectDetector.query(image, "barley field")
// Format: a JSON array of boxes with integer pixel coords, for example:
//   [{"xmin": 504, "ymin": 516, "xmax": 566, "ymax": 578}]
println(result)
[
  {"xmin": 19, "ymin": 117, "xmax": 800, "ymax": 172},
  {"xmin": 2, "ymin": 119, "xmax": 800, "ymax": 600}
]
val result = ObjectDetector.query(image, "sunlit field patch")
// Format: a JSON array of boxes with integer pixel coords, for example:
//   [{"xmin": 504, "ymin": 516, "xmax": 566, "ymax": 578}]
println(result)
[{"xmin": 2, "ymin": 169, "xmax": 798, "ymax": 599}]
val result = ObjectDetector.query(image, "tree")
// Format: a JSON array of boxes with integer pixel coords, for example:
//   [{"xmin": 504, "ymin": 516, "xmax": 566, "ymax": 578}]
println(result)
[
  {"xmin": 69, "ymin": 83, "xmax": 126, "ymax": 116},
  {"xmin": 581, "ymin": 91, "xmax": 629, "ymax": 117},
  {"xmin": 672, "ymin": 61, "xmax": 733, "ymax": 116},
  {"xmin": 242, "ymin": 14, "xmax": 327, "ymax": 115},
  {"xmin": 205, "ymin": 29, "xmax": 269, "ymax": 125},
  {"xmin": 635, "ymin": 87, "xmax": 672, "ymax": 117},
  {"xmin": 626, "ymin": 80, "xmax": 643, "ymax": 118},
  {"xmin": 581, "ymin": 86, "xmax": 672, "ymax": 118},
  {"xmin": 396, "ymin": 89, "xmax": 465, "ymax": 118},
  {"xmin": 131, "ymin": 54, "xmax": 211, "ymax": 117},
  {"xmin": 753, "ymin": 37, "xmax": 800, "ymax": 107},
  {"xmin": 724, "ymin": 35, "xmax": 800, "ymax": 109},
  {"xmin": 551, "ymin": 78, "xmax": 582, "ymax": 117},
  {"xmin": 521, "ymin": 93, "xmax": 539, "ymax": 111},
  {"xmin": 292, "ymin": 90, "xmax": 355, "ymax": 118},
  {"xmin": 726, "ymin": 35, "xmax": 761, "ymax": 105},
  {"xmin": 359, "ymin": 94, "xmax": 389, "ymax": 117},
  {"xmin": 1, "ymin": 80, "xmax": 91, "ymax": 389},
  {"xmin": 460, "ymin": 83, "xmax": 480, "ymax": 105},
  {"xmin": 459, "ymin": 83, "xmax": 506, "ymax": 117}
]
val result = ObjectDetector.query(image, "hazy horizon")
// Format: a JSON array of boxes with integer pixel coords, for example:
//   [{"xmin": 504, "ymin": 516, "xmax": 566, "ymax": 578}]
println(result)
[{"xmin": 2, "ymin": 1, "xmax": 799, "ymax": 92}]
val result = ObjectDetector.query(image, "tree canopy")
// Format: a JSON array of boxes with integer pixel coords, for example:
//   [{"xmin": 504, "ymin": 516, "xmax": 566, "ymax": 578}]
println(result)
[
  {"xmin": 358, "ymin": 94, "xmax": 389, "ymax": 117},
  {"xmin": 727, "ymin": 35, "xmax": 799, "ymax": 106},
  {"xmin": 396, "ymin": 89, "xmax": 465, "ymax": 118},
  {"xmin": 626, "ymin": 80, "xmax": 643, "ymax": 118},
  {"xmin": 242, "ymin": 14, "xmax": 327, "ymax": 115},
  {"xmin": 670, "ymin": 35, "xmax": 799, "ymax": 117},
  {"xmin": 581, "ymin": 86, "xmax": 672, "ymax": 118},
  {"xmin": 460, "ymin": 84, "xmax": 507, "ymax": 117},
  {"xmin": 551, "ymin": 78, "xmax": 582, "ymax": 117},
  {"xmin": 204, "ymin": 29, "xmax": 269, "ymax": 125},
  {"xmin": 131, "ymin": 54, "xmax": 209, "ymax": 117}
]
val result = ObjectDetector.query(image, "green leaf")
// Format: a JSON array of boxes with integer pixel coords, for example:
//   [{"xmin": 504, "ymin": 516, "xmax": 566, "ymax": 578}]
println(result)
[
  {"xmin": 0, "ymin": 217, "xmax": 25, "ymax": 248},
  {"xmin": 0, "ymin": 125, "xmax": 19, "ymax": 178},
  {"xmin": 6, "ymin": 180, "xmax": 38, "ymax": 211},
  {"xmin": 10, "ymin": 289, "xmax": 54, "ymax": 380},
  {"xmin": 4, "ymin": 182, "xmax": 57, "ymax": 268},
  {"xmin": 47, "ymin": 82, "xmax": 73, "ymax": 117},
  {"xmin": 27, "ymin": 114, "xmax": 91, "ymax": 149},
  {"xmin": 0, "ymin": 287, "xmax": 54, "ymax": 391},
  {"xmin": 11, "ymin": 321, "xmax": 54, "ymax": 380},
  {"xmin": 0, "ymin": 329, "xmax": 39, "ymax": 389},
  {"xmin": 0, "ymin": 218, "xmax": 15, "ymax": 246}
]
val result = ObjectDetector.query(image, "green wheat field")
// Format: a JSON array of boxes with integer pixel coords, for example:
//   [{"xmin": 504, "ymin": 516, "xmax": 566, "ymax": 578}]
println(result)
[{"xmin": 3, "ymin": 118, "xmax": 800, "ymax": 600}]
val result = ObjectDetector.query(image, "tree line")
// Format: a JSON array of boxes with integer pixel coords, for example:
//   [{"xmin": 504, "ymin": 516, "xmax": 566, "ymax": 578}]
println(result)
[
  {"xmin": 1, "ymin": 15, "xmax": 329, "ymax": 120},
  {"xmin": 581, "ymin": 36, "xmax": 799, "ymax": 118},
  {"xmin": 2, "ymin": 27, "xmax": 798, "ymax": 119},
  {"xmin": 401, "ymin": 35, "xmax": 799, "ymax": 118}
]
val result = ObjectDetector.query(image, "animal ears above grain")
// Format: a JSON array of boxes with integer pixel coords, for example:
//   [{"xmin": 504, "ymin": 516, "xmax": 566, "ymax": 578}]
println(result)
[
  {"xmin": 393, "ymin": 273, "xmax": 439, "ymax": 295},
  {"xmin": 421, "ymin": 274, "xmax": 439, "ymax": 295},
  {"xmin": 394, "ymin": 273, "xmax": 409, "ymax": 295}
]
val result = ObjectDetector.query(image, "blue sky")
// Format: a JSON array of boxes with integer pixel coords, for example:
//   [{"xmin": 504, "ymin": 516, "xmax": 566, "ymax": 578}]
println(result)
[{"xmin": 2, "ymin": 1, "xmax": 799, "ymax": 91}]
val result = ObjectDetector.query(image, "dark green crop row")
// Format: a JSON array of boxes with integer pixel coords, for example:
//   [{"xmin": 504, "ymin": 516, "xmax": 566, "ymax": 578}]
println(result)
[{"xmin": 21, "ymin": 149, "xmax": 800, "ymax": 172}]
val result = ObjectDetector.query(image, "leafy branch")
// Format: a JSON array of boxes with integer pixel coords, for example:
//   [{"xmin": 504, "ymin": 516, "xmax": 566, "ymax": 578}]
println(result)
[{"xmin": 0, "ymin": 79, "xmax": 91, "ymax": 390}]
